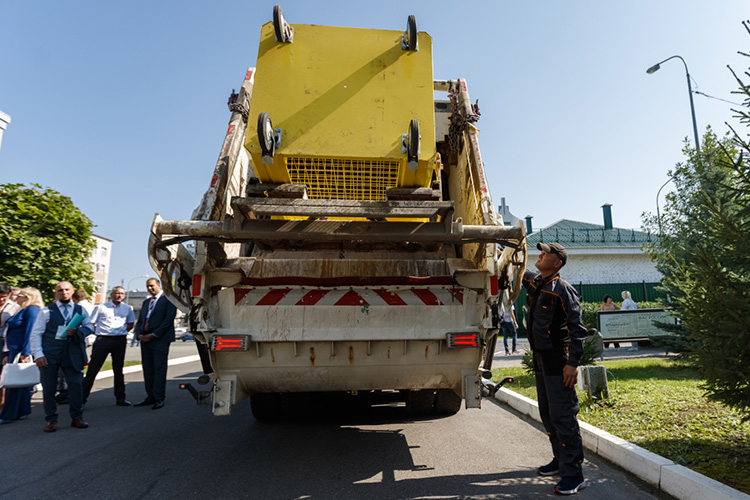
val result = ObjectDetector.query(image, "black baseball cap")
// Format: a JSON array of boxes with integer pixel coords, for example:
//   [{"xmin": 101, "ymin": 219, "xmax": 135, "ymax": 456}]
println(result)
[{"xmin": 537, "ymin": 242, "xmax": 567, "ymax": 266}]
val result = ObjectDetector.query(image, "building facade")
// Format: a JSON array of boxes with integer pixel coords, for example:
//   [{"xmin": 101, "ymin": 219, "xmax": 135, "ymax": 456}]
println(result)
[
  {"xmin": 512, "ymin": 203, "xmax": 663, "ymax": 305},
  {"xmin": 0, "ymin": 109, "xmax": 10, "ymax": 152},
  {"xmin": 90, "ymin": 234, "xmax": 112, "ymax": 304}
]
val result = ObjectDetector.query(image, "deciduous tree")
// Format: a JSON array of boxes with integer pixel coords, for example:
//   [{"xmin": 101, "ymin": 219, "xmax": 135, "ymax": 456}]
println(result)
[{"xmin": 0, "ymin": 183, "xmax": 95, "ymax": 301}]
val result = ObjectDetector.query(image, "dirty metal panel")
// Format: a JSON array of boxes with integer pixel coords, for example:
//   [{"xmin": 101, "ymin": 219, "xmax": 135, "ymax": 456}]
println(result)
[
  {"xmin": 231, "ymin": 197, "xmax": 454, "ymax": 220},
  {"xmin": 209, "ymin": 340, "xmax": 481, "ymax": 394}
]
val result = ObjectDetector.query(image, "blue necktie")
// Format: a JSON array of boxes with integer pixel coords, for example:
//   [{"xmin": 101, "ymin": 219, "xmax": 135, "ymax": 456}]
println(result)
[{"xmin": 62, "ymin": 304, "xmax": 71, "ymax": 323}]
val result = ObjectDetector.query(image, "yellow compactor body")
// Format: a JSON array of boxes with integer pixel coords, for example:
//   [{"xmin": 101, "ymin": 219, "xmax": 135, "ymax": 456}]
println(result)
[{"xmin": 245, "ymin": 22, "xmax": 437, "ymax": 200}]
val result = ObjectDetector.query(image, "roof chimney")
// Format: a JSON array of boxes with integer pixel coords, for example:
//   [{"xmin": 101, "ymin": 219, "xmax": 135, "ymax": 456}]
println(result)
[
  {"xmin": 602, "ymin": 203, "xmax": 613, "ymax": 230},
  {"xmin": 525, "ymin": 215, "xmax": 533, "ymax": 234}
]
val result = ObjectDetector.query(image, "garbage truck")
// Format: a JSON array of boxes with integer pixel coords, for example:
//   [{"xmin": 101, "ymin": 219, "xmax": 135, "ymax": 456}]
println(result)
[{"xmin": 147, "ymin": 6, "xmax": 527, "ymax": 419}]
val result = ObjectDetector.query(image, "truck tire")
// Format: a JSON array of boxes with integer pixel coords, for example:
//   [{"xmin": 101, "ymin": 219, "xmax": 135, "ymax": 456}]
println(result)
[
  {"xmin": 250, "ymin": 393, "xmax": 282, "ymax": 422},
  {"xmin": 406, "ymin": 389, "xmax": 435, "ymax": 415},
  {"xmin": 435, "ymin": 389, "xmax": 462, "ymax": 415}
]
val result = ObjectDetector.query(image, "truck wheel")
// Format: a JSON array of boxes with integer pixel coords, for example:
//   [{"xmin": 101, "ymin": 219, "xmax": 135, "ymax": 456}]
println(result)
[
  {"xmin": 406, "ymin": 389, "xmax": 435, "ymax": 415},
  {"xmin": 250, "ymin": 393, "xmax": 282, "ymax": 422},
  {"xmin": 404, "ymin": 15, "xmax": 417, "ymax": 51},
  {"xmin": 435, "ymin": 389, "xmax": 462, "ymax": 415},
  {"xmin": 257, "ymin": 112, "xmax": 276, "ymax": 156}
]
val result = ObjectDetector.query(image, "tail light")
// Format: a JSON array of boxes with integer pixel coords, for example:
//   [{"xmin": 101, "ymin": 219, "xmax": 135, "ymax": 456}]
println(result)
[
  {"xmin": 490, "ymin": 275, "xmax": 499, "ymax": 296},
  {"xmin": 192, "ymin": 274, "xmax": 203, "ymax": 297},
  {"xmin": 446, "ymin": 332, "xmax": 479, "ymax": 348},
  {"xmin": 211, "ymin": 335, "xmax": 250, "ymax": 351}
]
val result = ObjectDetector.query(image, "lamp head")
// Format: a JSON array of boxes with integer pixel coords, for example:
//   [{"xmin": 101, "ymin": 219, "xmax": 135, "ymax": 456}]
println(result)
[{"xmin": 646, "ymin": 64, "xmax": 661, "ymax": 74}]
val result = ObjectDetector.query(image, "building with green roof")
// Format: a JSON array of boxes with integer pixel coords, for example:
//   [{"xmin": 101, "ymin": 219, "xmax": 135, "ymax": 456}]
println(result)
[{"xmin": 520, "ymin": 204, "xmax": 663, "ymax": 304}]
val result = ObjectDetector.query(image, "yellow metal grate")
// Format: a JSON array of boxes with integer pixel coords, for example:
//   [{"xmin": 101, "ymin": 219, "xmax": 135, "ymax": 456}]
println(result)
[{"xmin": 286, "ymin": 157, "xmax": 400, "ymax": 201}]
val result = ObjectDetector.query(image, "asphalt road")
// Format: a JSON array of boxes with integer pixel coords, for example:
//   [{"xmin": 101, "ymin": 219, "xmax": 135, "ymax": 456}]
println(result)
[{"xmin": 0, "ymin": 343, "xmax": 673, "ymax": 500}]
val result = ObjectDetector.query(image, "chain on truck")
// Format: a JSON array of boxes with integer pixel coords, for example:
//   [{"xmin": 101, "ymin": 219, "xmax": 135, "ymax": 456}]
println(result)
[{"xmin": 147, "ymin": 6, "xmax": 527, "ymax": 420}]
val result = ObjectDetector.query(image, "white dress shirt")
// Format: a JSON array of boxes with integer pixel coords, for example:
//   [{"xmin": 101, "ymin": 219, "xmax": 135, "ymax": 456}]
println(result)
[
  {"xmin": 85, "ymin": 301, "xmax": 135, "ymax": 336},
  {"xmin": 76, "ymin": 299, "xmax": 94, "ymax": 315}
]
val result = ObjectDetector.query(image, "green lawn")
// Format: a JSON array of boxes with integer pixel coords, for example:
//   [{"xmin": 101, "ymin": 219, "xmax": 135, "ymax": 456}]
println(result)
[{"xmin": 492, "ymin": 357, "xmax": 750, "ymax": 495}]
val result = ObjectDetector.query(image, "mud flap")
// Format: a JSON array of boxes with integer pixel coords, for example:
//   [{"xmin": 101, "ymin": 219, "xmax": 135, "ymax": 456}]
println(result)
[
  {"xmin": 212, "ymin": 377, "xmax": 236, "ymax": 416},
  {"xmin": 463, "ymin": 373, "xmax": 481, "ymax": 409}
]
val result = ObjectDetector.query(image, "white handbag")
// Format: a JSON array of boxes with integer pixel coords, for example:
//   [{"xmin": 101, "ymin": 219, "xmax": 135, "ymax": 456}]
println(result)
[{"xmin": 0, "ymin": 353, "xmax": 40, "ymax": 389}]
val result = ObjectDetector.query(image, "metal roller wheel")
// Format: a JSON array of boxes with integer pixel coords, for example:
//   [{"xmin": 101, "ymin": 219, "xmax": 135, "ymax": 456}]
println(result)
[
  {"xmin": 404, "ymin": 15, "xmax": 417, "ymax": 51},
  {"xmin": 408, "ymin": 119, "xmax": 420, "ymax": 160},
  {"xmin": 257, "ymin": 112, "xmax": 276, "ymax": 156},
  {"xmin": 273, "ymin": 5, "xmax": 293, "ymax": 43}
]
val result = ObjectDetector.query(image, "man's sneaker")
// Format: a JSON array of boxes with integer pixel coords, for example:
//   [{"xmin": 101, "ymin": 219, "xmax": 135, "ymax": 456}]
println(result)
[
  {"xmin": 554, "ymin": 476, "xmax": 587, "ymax": 495},
  {"xmin": 537, "ymin": 459, "xmax": 560, "ymax": 476}
]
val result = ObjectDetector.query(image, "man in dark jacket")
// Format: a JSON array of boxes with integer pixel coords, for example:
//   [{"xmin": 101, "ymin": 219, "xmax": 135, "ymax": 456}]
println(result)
[
  {"xmin": 522, "ymin": 242, "xmax": 588, "ymax": 495},
  {"xmin": 133, "ymin": 278, "xmax": 177, "ymax": 410}
]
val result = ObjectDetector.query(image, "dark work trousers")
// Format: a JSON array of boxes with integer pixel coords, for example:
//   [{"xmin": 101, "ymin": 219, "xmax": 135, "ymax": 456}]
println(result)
[
  {"xmin": 533, "ymin": 351, "xmax": 584, "ymax": 479},
  {"xmin": 140, "ymin": 340, "xmax": 170, "ymax": 402},
  {"xmin": 501, "ymin": 321, "xmax": 517, "ymax": 352},
  {"xmin": 40, "ymin": 363, "xmax": 83, "ymax": 422},
  {"xmin": 83, "ymin": 335, "xmax": 127, "ymax": 402}
]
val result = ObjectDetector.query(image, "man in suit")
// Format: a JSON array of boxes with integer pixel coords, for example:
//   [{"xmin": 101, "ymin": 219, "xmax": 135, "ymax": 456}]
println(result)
[
  {"xmin": 30, "ymin": 281, "xmax": 92, "ymax": 432},
  {"xmin": 134, "ymin": 278, "xmax": 176, "ymax": 409}
]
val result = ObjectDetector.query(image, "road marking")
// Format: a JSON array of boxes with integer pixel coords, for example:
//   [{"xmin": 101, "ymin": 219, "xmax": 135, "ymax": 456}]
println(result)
[{"xmin": 94, "ymin": 355, "xmax": 201, "ymax": 380}]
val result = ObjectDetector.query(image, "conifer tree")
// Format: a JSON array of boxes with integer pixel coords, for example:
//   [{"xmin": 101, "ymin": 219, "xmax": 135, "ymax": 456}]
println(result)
[{"xmin": 645, "ymin": 21, "xmax": 750, "ymax": 417}]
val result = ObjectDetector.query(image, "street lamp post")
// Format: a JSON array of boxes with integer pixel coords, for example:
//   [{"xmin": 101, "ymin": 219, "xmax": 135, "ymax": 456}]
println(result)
[
  {"xmin": 647, "ymin": 55, "xmax": 700, "ymax": 233},
  {"xmin": 655, "ymin": 177, "xmax": 672, "ymax": 234},
  {"xmin": 125, "ymin": 274, "xmax": 149, "ymax": 306},
  {"xmin": 646, "ymin": 55, "xmax": 700, "ymax": 151}
]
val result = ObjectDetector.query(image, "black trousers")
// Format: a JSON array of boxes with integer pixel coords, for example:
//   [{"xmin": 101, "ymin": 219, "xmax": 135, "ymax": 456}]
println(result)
[
  {"xmin": 40, "ymin": 362, "xmax": 83, "ymax": 422},
  {"xmin": 83, "ymin": 335, "xmax": 127, "ymax": 401},
  {"xmin": 140, "ymin": 340, "xmax": 170, "ymax": 402},
  {"xmin": 533, "ymin": 351, "xmax": 585, "ymax": 479}
]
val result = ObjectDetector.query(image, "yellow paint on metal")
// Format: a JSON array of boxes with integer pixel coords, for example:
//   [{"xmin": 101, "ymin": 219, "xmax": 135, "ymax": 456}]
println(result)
[{"xmin": 246, "ymin": 22, "xmax": 436, "ymax": 199}]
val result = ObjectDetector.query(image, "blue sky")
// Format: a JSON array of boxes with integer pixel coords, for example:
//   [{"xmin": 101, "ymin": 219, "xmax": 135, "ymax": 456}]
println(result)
[{"xmin": 1, "ymin": 1, "xmax": 748, "ymax": 292}]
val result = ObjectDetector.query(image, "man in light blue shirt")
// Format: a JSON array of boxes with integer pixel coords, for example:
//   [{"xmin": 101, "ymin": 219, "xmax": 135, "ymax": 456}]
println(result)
[{"xmin": 82, "ymin": 286, "xmax": 135, "ymax": 406}]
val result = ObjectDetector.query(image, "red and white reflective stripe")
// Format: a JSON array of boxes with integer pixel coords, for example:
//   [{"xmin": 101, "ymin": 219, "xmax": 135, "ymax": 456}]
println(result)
[{"xmin": 234, "ymin": 287, "xmax": 464, "ymax": 306}]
